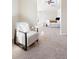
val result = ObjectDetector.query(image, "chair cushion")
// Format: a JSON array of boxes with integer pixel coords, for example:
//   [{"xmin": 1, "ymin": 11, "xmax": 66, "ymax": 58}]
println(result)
[
  {"xmin": 27, "ymin": 31, "xmax": 38, "ymax": 39},
  {"xmin": 27, "ymin": 31, "xmax": 38, "ymax": 46},
  {"xmin": 16, "ymin": 22, "xmax": 30, "ymax": 32}
]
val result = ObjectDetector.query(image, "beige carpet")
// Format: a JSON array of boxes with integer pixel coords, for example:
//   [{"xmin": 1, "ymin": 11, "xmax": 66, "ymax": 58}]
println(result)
[{"xmin": 12, "ymin": 27, "xmax": 67, "ymax": 59}]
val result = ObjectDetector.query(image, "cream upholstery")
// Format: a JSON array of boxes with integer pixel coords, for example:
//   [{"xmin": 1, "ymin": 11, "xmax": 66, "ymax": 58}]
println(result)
[
  {"xmin": 16, "ymin": 22, "xmax": 30, "ymax": 32},
  {"xmin": 16, "ymin": 22, "xmax": 38, "ymax": 47}
]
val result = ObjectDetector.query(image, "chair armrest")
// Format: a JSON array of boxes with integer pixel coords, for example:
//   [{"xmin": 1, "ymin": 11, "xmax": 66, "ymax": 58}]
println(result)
[
  {"xmin": 18, "ymin": 30, "xmax": 27, "ymax": 40},
  {"xmin": 32, "ymin": 27, "xmax": 38, "ymax": 32},
  {"xmin": 18, "ymin": 30, "xmax": 27, "ymax": 34},
  {"xmin": 30, "ymin": 26, "xmax": 36, "ymax": 31},
  {"xmin": 16, "ymin": 29, "xmax": 27, "ymax": 50}
]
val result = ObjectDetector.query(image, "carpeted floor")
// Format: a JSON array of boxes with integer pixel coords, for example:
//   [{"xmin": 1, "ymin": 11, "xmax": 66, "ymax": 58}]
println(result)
[{"xmin": 12, "ymin": 27, "xmax": 67, "ymax": 59}]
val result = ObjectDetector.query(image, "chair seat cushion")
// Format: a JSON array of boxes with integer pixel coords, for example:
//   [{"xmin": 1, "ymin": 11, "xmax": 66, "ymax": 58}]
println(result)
[
  {"xmin": 27, "ymin": 31, "xmax": 37, "ymax": 38},
  {"xmin": 27, "ymin": 31, "xmax": 38, "ymax": 46}
]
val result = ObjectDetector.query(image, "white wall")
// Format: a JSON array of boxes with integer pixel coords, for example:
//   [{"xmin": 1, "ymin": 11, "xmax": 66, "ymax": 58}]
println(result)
[
  {"xmin": 19, "ymin": 0, "xmax": 37, "ymax": 26},
  {"xmin": 57, "ymin": 0, "xmax": 61, "ymax": 17},
  {"xmin": 37, "ymin": 0, "xmax": 60, "ymax": 24},
  {"xmin": 61, "ymin": 0, "xmax": 67, "ymax": 35},
  {"xmin": 12, "ymin": 0, "xmax": 19, "ymax": 16},
  {"xmin": 19, "ymin": 0, "xmax": 61, "ymax": 25},
  {"xmin": 12, "ymin": 0, "xmax": 19, "ymax": 39}
]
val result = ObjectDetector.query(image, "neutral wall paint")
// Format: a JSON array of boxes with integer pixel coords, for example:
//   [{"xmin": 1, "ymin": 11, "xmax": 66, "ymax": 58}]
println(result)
[
  {"xmin": 19, "ymin": 0, "xmax": 60, "ymax": 25},
  {"xmin": 19, "ymin": 0, "xmax": 37, "ymax": 26},
  {"xmin": 61, "ymin": 0, "xmax": 67, "ymax": 35},
  {"xmin": 12, "ymin": 0, "xmax": 19, "ymax": 39},
  {"xmin": 37, "ymin": 0, "xmax": 60, "ymax": 24}
]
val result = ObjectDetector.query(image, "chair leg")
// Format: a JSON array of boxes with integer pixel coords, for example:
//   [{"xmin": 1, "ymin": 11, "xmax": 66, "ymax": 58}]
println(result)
[
  {"xmin": 24, "ymin": 33, "xmax": 27, "ymax": 51},
  {"xmin": 23, "ymin": 46, "xmax": 27, "ymax": 51},
  {"xmin": 36, "ymin": 39, "xmax": 39, "ymax": 44},
  {"xmin": 46, "ymin": 24, "xmax": 48, "ymax": 27},
  {"xmin": 14, "ymin": 30, "xmax": 16, "ymax": 44},
  {"xmin": 36, "ymin": 39, "xmax": 38, "ymax": 42}
]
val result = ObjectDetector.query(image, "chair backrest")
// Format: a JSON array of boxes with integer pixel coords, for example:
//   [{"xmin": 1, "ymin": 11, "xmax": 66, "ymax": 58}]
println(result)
[{"xmin": 16, "ymin": 22, "xmax": 30, "ymax": 32}]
